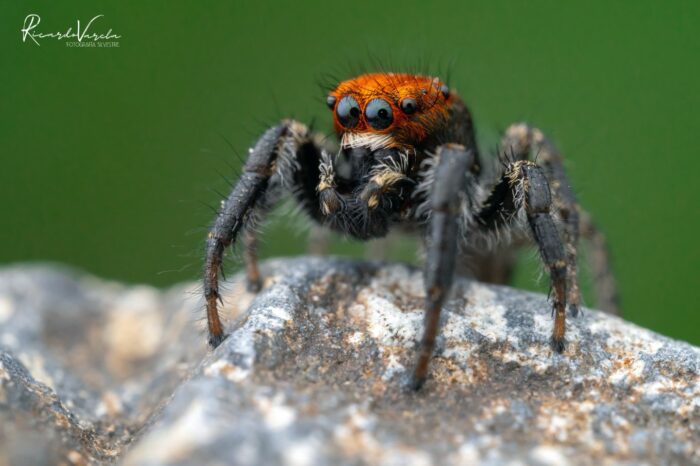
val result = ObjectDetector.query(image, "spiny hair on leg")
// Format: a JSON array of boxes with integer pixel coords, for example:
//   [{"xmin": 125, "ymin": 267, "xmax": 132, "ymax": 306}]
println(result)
[{"xmin": 272, "ymin": 121, "xmax": 310, "ymax": 190}]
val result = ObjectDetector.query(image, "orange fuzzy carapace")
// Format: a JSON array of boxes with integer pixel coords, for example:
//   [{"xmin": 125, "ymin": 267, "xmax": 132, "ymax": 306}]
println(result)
[{"xmin": 328, "ymin": 73, "xmax": 456, "ymax": 149}]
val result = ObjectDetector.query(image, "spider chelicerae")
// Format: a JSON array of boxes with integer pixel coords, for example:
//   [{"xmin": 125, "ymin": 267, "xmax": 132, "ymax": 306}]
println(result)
[{"xmin": 203, "ymin": 73, "xmax": 618, "ymax": 389}]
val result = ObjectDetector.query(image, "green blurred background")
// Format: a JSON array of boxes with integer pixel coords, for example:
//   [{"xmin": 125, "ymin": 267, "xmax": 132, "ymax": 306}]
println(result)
[{"xmin": 2, "ymin": 1, "xmax": 698, "ymax": 344}]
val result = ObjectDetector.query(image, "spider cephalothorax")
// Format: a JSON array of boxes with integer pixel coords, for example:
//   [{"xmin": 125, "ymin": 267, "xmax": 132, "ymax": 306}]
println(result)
[
  {"xmin": 328, "ymin": 73, "xmax": 461, "ymax": 151},
  {"xmin": 203, "ymin": 72, "xmax": 618, "ymax": 389}
]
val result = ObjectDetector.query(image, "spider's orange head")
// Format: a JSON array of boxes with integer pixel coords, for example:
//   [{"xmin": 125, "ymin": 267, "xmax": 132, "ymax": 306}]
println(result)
[{"xmin": 326, "ymin": 73, "xmax": 457, "ymax": 151}]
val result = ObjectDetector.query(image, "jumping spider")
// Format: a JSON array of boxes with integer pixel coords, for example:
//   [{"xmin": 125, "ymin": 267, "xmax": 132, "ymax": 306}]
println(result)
[{"xmin": 204, "ymin": 73, "xmax": 618, "ymax": 389}]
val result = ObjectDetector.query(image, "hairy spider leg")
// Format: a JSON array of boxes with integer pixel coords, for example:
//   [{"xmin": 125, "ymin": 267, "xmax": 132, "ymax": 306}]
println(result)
[
  {"xmin": 204, "ymin": 120, "xmax": 324, "ymax": 347},
  {"xmin": 477, "ymin": 160, "xmax": 569, "ymax": 352},
  {"xmin": 500, "ymin": 123, "xmax": 619, "ymax": 316}
]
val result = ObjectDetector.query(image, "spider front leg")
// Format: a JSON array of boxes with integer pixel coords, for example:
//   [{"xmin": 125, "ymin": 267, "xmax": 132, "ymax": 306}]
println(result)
[
  {"xmin": 412, "ymin": 144, "xmax": 475, "ymax": 390},
  {"xmin": 478, "ymin": 160, "xmax": 569, "ymax": 352},
  {"xmin": 204, "ymin": 120, "xmax": 321, "ymax": 348}
]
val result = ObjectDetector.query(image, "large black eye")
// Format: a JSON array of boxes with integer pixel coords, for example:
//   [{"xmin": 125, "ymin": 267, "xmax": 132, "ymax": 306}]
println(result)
[
  {"xmin": 336, "ymin": 96, "xmax": 361, "ymax": 128},
  {"xmin": 365, "ymin": 98, "xmax": 393, "ymax": 130}
]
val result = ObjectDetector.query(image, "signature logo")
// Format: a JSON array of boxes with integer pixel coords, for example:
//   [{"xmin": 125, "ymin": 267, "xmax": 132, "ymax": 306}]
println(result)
[{"xmin": 21, "ymin": 14, "xmax": 121, "ymax": 47}]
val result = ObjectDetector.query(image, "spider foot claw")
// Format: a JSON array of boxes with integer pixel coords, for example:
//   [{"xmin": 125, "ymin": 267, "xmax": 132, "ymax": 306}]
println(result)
[
  {"xmin": 551, "ymin": 336, "xmax": 566, "ymax": 354},
  {"xmin": 208, "ymin": 332, "xmax": 229, "ymax": 349},
  {"xmin": 408, "ymin": 374, "xmax": 427, "ymax": 392}
]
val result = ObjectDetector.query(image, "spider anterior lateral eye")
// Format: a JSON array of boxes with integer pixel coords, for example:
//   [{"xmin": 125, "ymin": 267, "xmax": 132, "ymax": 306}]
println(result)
[
  {"xmin": 365, "ymin": 98, "xmax": 393, "ymax": 130},
  {"xmin": 400, "ymin": 98, "xmax": 417, "ymax": 114},
  {"xmin": 336, "ymin": 96, "xmax": 361, "ymax": 128},
  {"xmin": 326, "ymin": 95, "xmax": 337, "ymax": 109}
]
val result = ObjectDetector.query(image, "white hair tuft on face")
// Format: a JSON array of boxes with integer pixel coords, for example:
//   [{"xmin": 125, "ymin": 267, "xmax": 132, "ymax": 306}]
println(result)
[{"xmin": 341, "ymin": 132, "xmax": 396, "ymax": 151}]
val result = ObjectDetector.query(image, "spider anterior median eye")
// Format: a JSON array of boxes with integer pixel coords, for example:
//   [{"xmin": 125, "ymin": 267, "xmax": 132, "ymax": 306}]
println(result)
[
  {"xmin": 365, "ymin": 98, "xmax": 393, "ymax": 130},
  {"xmin": 400, "ymin": 98, "xmax": 417, "ymax": 114},
  {"xmin": 336, "ymin": 96, "xmax": 361, "ymax": 128}
]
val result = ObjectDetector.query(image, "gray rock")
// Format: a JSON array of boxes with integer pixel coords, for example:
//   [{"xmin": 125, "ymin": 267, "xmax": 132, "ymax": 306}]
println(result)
[{"xmin": 0, "ymin": 258, "xmax": 697, "ymax": 466}]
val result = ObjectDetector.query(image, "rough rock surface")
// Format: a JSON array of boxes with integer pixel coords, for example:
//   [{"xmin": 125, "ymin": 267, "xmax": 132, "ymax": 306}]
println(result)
[{"xmin": 0, "ymin": 258, "xmax": 697, "ymax": 466}]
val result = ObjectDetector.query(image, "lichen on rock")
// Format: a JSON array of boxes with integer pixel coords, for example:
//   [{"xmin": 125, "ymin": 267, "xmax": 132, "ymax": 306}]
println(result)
[{"xmin": 0, "ymin": 258, "xmax": 698, "ymax": 465}]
